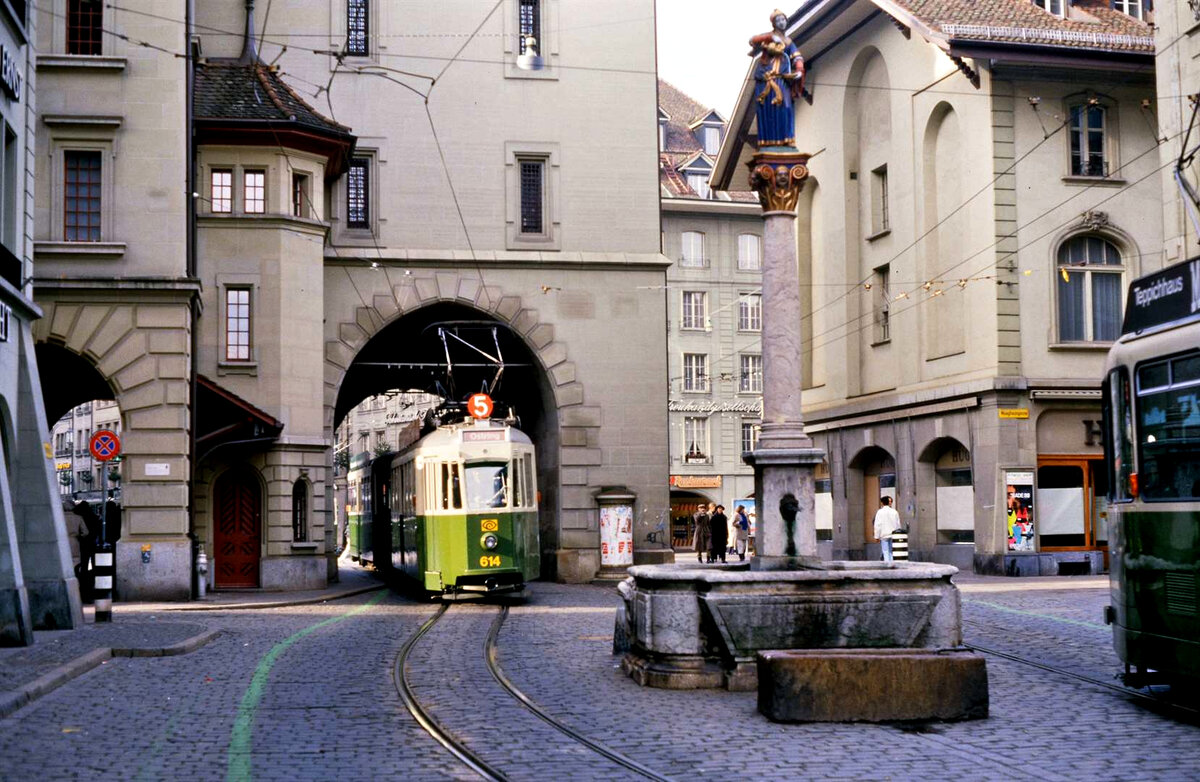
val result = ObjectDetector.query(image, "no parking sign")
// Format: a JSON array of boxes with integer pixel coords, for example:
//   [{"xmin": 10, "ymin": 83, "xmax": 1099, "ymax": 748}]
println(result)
[{"xmin": 89, "ymin": 430, "xmax": 121, "ymax": 461}]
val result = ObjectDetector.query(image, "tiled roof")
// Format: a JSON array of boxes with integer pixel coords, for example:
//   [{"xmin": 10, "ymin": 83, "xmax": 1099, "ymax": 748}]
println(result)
[
  {"xmin": 195, "ymin": 60, "xmax": 352, "ymax": 136},
  {"xmin": 658, "ymin": 79, "xmax": 757, "ymax": 203},
  {"xmin": 888, "ymin": 0, "xmax": 1153, "ymax": 53}
]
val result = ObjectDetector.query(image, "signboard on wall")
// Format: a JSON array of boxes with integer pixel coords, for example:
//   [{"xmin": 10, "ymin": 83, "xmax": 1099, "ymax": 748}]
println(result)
[
  {"xmin": 1122, "ymin": 257, "xmax": 1200, "ymax": 334},
  {"xmin": 670, "ymin": 475, "xmax": 722, "ymax": 489},
  {"xmin": 1004, "ymin": 470, "xmax": 1035, "ymax": 551}
]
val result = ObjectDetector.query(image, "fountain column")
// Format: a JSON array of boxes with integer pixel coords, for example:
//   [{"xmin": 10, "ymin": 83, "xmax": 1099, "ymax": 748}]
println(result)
[{"xmin": 743, "ymin": 151, "xmax": 826, "ymax": 571}]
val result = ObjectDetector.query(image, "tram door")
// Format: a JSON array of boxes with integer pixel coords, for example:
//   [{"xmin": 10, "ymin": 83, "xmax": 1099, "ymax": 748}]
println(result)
[{"xmin": 214, "ymin": 470, "xmax": 262, "ymax": 588}]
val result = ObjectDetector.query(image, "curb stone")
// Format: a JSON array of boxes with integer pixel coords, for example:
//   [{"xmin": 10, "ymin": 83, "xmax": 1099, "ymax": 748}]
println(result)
[
  {"xmin": 155, "ymin": 583, "xmax": 385, "ymax": 612},
  {"xmin": 0, "ymin": 628, "xmax": 222, "ymax": 719}
]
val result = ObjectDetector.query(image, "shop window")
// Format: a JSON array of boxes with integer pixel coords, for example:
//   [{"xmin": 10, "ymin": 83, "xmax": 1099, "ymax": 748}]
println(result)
[{"xmin": 935, "ymin": 446, "xmax": 974, "ymax": 545}]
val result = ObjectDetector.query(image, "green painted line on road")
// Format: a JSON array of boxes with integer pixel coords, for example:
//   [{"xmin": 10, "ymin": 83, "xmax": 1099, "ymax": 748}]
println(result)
[
  {"xmin": 964, "ymin": 598, "xmax": 1107, "ymax": 630},
  {"xmin": 226, "ymin": 592, "xmax": 386, "ymax": 782}
]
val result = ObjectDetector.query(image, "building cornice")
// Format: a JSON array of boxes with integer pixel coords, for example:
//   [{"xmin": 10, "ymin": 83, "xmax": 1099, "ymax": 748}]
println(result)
[
  {"xmin": 661, "ymin": 198, "xmax": 761, "ymax": 217},
  {"xmin": 323, "ymin": 250, "xmax": 673, "ymax": 271}
]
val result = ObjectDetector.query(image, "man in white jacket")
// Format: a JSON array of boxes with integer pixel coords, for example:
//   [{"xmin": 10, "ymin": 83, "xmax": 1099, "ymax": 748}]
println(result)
[{"xmin": 872, "ymin": 496, "xmax": 902, "ymax": 562}]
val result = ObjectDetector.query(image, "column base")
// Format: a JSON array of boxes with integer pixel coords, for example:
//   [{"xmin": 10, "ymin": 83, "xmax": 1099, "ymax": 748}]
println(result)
[
  {"xmin": 0, "ymin": 586, "xmax": 33, "ymax": 646},
  {"xmin": 25, "ymin": 576, "xmax": 82, "ymax": 631}
]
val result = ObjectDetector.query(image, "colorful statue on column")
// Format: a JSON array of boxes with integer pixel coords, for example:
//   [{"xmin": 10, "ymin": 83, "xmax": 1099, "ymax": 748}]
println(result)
[{"xmin": 749, "ymin": 9, "xmax": 806, "ymax": 149}]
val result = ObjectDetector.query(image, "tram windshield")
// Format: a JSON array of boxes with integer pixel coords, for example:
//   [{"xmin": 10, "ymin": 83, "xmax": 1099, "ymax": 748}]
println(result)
[
  {"xmin": 1136, "ymin": 353, "xmax": 1200, "ymax": 501},
  {"xmin": 466, "ymin": 462, "xmax": 509, "ymax": 509}
]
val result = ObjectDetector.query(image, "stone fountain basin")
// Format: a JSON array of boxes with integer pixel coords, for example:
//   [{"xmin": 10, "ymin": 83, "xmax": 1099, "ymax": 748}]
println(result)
[{"xmin": 618, "ymin": 561, "xmax": 961, "ymax": 690}]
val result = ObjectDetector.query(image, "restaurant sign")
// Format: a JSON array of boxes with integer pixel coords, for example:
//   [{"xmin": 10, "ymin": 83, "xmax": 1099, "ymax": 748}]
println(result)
[{"xmin": 670, "ymin": 475, "xmax": 722, "ymax": 489}]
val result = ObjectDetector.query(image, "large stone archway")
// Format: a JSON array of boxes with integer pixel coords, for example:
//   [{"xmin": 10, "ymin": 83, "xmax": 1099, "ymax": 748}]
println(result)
[
  {"xmin": 324, "ymin": 266, "xmax": 622, "ymax": 582},
  {"xmin": 32, "ymin": 290, "xmax": 195, "ymax": 600}
]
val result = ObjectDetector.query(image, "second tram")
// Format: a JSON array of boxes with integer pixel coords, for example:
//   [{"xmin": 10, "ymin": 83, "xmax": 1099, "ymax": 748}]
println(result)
[{"xmin": 1102, "ymin": 257, "xmax": 1200, "ymax": 687}]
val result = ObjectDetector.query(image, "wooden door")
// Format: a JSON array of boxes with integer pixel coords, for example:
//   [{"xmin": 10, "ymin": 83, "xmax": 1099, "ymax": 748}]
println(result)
[{"xmin": 214, "ymin": 470, "xmax": 261, "ymax": 588}]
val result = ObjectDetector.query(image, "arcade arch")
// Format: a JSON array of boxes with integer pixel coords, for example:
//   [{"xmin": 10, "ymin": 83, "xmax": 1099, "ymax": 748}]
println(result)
[{"xmin": 847, "ymin": 445, "xmax": 895, "ymax": 554}]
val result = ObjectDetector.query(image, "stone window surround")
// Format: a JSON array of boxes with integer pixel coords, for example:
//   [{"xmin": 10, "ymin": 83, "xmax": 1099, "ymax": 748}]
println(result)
[
  {"xmin": 329, "ymin": 0, "xmax": 381, "ymax": 64},
  {"xmin": 42, "ymin": 117, "xmax": 121, "ymax": 252},
  {"xmin": 329, "ymin": 146, "xmax": 380, "ymax": 246},
  {"xmin": 1050, "ymin": 232, "xmax": 1125, "ymax": 346},
  {"xmin": 505, "ymin": 141, "xmax": 560, "ymax": 251},
  {"xmin": 503, "ymin": 0, "xmax": 559, "ymax": 80},
  {"xmin": 1062, "ymin": 92, "xmax": 1121, "ymax": 182},
  {"xmin": 216, "ymin": 273, "xmax": 259, "ymax": 375}
]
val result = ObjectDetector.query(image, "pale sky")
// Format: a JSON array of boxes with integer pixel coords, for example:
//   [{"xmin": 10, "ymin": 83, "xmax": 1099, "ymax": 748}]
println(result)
[{"xmin": 656, "ymin": 0, "xmax": 787, "ymax": 119}]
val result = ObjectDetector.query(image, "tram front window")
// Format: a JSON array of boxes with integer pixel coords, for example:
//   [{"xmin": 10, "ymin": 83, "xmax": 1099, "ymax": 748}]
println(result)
[
  {"xmin": 1137, "ymin": 354, "xmax": 1200, "ymax": 501},
  {"xmin": 466, "ymin": 462, "xmax": 509, "ymax": 509}
]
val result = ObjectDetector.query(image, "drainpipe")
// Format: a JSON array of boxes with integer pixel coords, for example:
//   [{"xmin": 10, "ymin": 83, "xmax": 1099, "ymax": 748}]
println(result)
[{"xmin": 186, "ymin": 0, "xmax": 199, "ymax": 598}]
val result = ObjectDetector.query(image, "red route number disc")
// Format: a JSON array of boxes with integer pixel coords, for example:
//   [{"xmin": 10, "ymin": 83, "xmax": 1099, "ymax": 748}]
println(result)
[
  {"xmin": 468, "ymin": 393, "xmax": 494, "ymax": 420},
  {"xmin": 89, "ymin": 429, "xmax": 121, "ymax": 462}
]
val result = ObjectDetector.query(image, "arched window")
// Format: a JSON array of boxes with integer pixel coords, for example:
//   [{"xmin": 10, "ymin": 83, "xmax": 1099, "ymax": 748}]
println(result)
[
  {"xmin": 1056, "ymin": 235, "xmax": 1123, "ymax": 343},
  {"xmin": 292, "ymin": 479, "xmax": 308, "ymax": 542}
]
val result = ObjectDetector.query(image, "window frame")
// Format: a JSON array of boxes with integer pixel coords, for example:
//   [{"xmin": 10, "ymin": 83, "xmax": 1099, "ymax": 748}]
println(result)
[
  {"xmin": 680, "ymin": 231, "xmax": 706, "ymax": 268},
  {"xmin": 504, "ymin": 0, "xmax": 558, "ymax": 79},
  {"xmin": 681, "ymin": 290, "xmax": 707, "ymax": 331},
  {"xmin": 737, "ymin": 233, "xmax": 762, "ymax": 271},
  {"xmin": 683, "ymin": 415, "xmax": 710, "ymax": 464},
  {"xmin": 66, "ymin": 0, "xmax": 103, "ymax": 56},
  {"xmin": 682, "ymin": 352, "xmax": 709, "ymax": 393},
  {"xmin": 870, "ymin": 164, "xmax": 889, "ymax": 236},
  {"xmin": 873, "ymin": 264, "xmax": 891, "ymax": 345},
  {"xmin": 1054, "ymin": 234, "xmax": 1124, "ymax": 345},
  {"xmin": 1032, "ymin": 0, "xmax": 1064, "ymax": 15},
  {"xmin": 1111, "ymin": 0, "xmax": 1143, "ymax": 20},
  {"xmin": 739, "ymin": 353, "xmax": 763, "ymax": 394},
  {"xmin": 346, "ymin": 0, "xmax": 369, "ymax": 57},
  {"xmin": 210, "ymin": 168, "xmax": 232, "ymax": 214},
  {"xmin": 243, "ymin": 169, "xmax": 266, "ymax": 214},
  {"xmin": 223, "ymin": 285, "xmax": 253, "ymax": 363},
  {"xmin": 292, "ymin": 479, "xmax": 309, "ymax": 542},
  {"xmin": 738, "ymin": 293, "xmax": 762, "ymax": 332},
  {"xmin": 741, "ymin": 419, "xmax": 760, "ymax": 454},
  {"xmin": 505, "ymin": 142, "xmax": 560, "ymax": 249},
  {"xmin": 292, "ymin": 172, "xmax": 310, "ymax": 218},
  {"xmin": 63, "ymin": 149, "xmax": 102, "ymax": 242},
  {"xmin": 518, "ymin": 157, "xmax": 546, "ymax": 236}
]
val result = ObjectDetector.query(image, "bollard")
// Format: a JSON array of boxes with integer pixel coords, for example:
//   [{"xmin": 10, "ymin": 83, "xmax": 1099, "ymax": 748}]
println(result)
[
  {"xmin": 93, "ymin": 541, "xmax": 114, "ymax": 622},
  {"xmin": 196, "ymin": 546, "xmax": 208, "ymax": 599},
  {"xmin": 892, "ymin": 530, "xmax": 909, "ymax": 561}
]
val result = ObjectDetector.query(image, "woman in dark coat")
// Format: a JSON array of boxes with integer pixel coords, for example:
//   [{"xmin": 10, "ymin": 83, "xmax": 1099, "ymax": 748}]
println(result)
[
  {"xmin": 692, "ymin": 504, "xmax": 712, "ymax": 563},
  {"xmin": 709, "ymin": 505, "xmax": 729, "ymax": 564}
]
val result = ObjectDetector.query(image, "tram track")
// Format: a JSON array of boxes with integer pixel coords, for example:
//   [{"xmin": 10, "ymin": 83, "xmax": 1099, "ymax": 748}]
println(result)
[
  {"xmin": 394, "ymin": 600, "xmax": 675, "ymax": 782},
  {"xmin": 962, "ymin": 619, "xmax": 1200, "ymax": 721}
]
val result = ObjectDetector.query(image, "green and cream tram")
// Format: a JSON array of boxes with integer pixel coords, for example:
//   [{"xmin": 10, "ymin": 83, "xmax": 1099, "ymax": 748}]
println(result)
[
  {"xmin": 1102, "ymin": 257, "xmax": 1200, "ymax": 687},
  {"xmin": 347, "ymin": 416, "xmax": 540, "ymax": 596}
]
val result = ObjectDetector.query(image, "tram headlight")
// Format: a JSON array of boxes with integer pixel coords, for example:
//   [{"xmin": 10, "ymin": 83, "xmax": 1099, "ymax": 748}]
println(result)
[{"xmin": 482, "ymin": 533, "xmax": 499, "ymax": 550}]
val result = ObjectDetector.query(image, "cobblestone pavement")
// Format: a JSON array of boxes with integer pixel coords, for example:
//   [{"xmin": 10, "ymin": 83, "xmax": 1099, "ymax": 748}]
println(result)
[{"xmin": 0, "ymin": 575, "xmax": 1197, "ymax": 781}]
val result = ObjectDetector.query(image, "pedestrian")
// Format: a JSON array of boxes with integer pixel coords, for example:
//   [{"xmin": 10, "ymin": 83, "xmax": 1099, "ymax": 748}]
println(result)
[
  {"xmin": 709, "ymin": 505, "xmax": 728, "ymax": 564},
  {"xmin": 67, "ymin": 499, "xmax": 98, "ymax": 603},
  {"xmin": 873, "ymin": 495, "xmax": 902, "ymax": 563},
  {"xmin": 692, "ymin": 503, "xmax": 712, "ymax": 564},
  {"xmin": 733, "ymin": 505, "xmax": 750, "ymax": 561}
]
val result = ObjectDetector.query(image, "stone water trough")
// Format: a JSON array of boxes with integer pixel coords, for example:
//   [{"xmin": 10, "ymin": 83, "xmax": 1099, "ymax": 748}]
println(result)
[{"xmin": 616, "ymin": 561, "xmax": 988, "ymax": 722}]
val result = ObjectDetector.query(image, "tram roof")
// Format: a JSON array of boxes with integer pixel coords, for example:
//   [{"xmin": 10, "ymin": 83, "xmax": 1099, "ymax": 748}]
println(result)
[{"xmin": 417, "ymin": 420, "xmax": 532, "ymax": 451}]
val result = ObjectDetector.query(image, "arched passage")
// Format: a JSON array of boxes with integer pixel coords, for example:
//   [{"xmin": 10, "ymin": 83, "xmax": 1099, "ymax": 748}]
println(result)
[
  {"xmin": 917, "ymin": 436, "xmax": 974, "ymax": 563},
  {"xmin": 847, "ymin": 445, "xmax": 895, "ymax": 555},
  {"xmin": 35, "ymin": 342, "xmax": 116, "ymax": 425},
  {"xmin": 325, "ymin": 273, "xmax": 597, "ymax": 578}
]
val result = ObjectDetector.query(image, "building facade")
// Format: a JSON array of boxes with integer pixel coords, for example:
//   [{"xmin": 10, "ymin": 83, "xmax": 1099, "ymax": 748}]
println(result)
[
  {"xmin": 658, "ymin": 81, "xmax": 765, "ymax": 547},
  {"xmin": 1, "ymin": 0, "xmax": 83, "ymax": 645},
  {"xmin": 716, "ymin": 0, "xmax": 1162, "ymax": 574},
  {"xmin": 1157, "ymin": 1, "xmax": 1200, "ymax": 258},
  {"xmin": 30, "ymin": 0, "xmax": 668, "ymax": 598}
]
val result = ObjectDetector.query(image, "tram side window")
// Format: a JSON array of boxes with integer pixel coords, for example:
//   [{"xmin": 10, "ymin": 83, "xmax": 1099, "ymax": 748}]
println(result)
[
  {"xmin": 440, "ymin": 461, "xmax": 463, "ymax": 510},
  {"xmin": 1106, "ymin": 368, "xmax": 1134, "ymax": 502},
  {"xmin": 524, "ymin": 453, "xmax": 535, "ymax": 503},
  {"xmin": 512, "ymin": 456, "xmax": 526, "ymax": 508},
  {"xmin": 1136, "ymin": 354, "xmax": 1200, "ymax": 501}
]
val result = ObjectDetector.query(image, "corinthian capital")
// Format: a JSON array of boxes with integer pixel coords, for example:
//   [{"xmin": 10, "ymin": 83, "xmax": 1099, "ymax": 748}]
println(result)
[{"xmin": 748, "ymin": 152, "xmax": 810, "ymax": 214}]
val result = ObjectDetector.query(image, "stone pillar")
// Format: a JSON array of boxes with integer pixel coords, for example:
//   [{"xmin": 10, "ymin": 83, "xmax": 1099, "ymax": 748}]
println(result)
[{"xmin": 743, "ymin": 151, "xmax": 826, "ymax": 571}]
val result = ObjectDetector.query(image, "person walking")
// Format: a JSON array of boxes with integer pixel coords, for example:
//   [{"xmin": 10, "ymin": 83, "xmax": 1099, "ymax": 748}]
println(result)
[
  {"xmin": 692, "ymin": 503, "xmax": 712, "ymax": 564},
  {"xmin": 733, "ymin": 505, "xmax": 750, "ymax": 561},
  {"xmin": 873, "ymin": 496, "xmax": 902, "ymax": 562},
  {"xmin": 709, "ymin": 505, "xmax": 729, "ymax": 564}
]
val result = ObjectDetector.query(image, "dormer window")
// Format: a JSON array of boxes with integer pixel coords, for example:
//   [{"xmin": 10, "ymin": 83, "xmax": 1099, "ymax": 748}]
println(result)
[
  {"xmin": 658, "ymin": 107, "xmax": 670, "ymax": 151},
  {"xmin": 701, "ymin": 127, "xmax": 721, "ymax": 156},
  {"xmin": 680, "ymin": 153, "xmax": 716, "ymax": 200},
  {"xmin": 687, "ymin": 173, "xmax": 711, "ymax": 200},
  {"xmin": 1032, "ymin": 0, "xmax": 1064, "ymax": 15},
  {"xmin": 1112, "ymin": 0, "xmax": 1143, "ymax": 19}
]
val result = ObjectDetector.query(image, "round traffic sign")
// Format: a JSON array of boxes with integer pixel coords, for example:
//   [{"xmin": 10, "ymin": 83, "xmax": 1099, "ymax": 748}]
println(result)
[
  {"xmin": 468, "ymin": 393, "xmax": 494, "ymax": 420},
  {"xmin": 90, "ymin": 429, "xmax": 121, "ymax": 462}
]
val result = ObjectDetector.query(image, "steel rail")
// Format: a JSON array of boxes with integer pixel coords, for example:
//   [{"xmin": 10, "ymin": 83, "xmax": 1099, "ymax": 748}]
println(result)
[
  {"xmin": 484, "ymin": 606, "xmax": 677, "ymax": 782},
  {"xmin": 393, "ymin": 604, "xmax": 510, "ymax": 782},
  {"xmin": 962, "ymin": 621, "xmax": 1200, "ymax": 720}
]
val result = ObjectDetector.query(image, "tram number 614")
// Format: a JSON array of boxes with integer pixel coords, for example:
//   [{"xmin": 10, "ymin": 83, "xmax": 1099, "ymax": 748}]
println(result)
[{"xmin": 479, "ymin": 555, "xmax": 501, "ymax": 568}]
